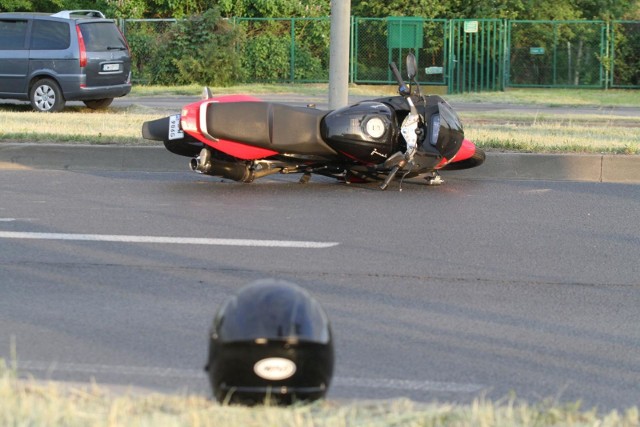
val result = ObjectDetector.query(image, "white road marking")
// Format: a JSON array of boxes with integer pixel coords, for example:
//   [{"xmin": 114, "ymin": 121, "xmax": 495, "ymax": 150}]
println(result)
[
  {"xmin": 0, "ymin": 231, "xmax": 339, "ymax": 248},
  {"xmin": 16, "ymin": 360, "xmax": 484, "ymax": 393}
]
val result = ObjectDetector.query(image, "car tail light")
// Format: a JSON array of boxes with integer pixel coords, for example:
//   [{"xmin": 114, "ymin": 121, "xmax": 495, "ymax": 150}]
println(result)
[
  {"xmin": 76, "ymin": 25, "xmax": 87, "ymax": 68},
  {"xmin": 117, "ymin": 26, "xmax": 131, "ymax": 55}
]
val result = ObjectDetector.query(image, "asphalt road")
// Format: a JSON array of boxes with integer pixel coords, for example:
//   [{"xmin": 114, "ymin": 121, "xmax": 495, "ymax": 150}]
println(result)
[{"xmin": 1, "ymin": 169, "xmax": 639, "ymax": 411}]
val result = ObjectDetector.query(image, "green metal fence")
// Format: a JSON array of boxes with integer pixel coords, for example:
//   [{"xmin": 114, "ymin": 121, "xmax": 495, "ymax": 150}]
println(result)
[
  {"xmin": 353, "ymin": 17, "xmax": 447, "ymax": 85},
  {"xmin": 508, "ymin": 20, "xmax": 606, "ymax": 88},
  {"xmin": 120, "ymin": 16, "xmax": 640, "ymax": 91},
  {"xmin": 233, "ymin": 17, "xmax": 330, "ymax": 83},
  {"xmin": 447, "ymin": 19, "xmax": 505, "ymax": 93},
  {"xmin": 120, "ymin": 18, "xmax": 177, "ymax": 84},
  {"xmin": 610, "ymin": 21, "xmax": 640, "ymax": 88}
]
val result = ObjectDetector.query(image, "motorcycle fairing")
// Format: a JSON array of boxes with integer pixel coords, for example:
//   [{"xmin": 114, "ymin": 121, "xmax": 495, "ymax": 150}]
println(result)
[
  {"xmin": 439, "ymin": 139, "xmax": 486, "ymax": 170},
  {"xmin": 373, "ymin": 94, "xmax": 467, "ymax": 170},
  {"xmin": 180, "ymin": 95, "xmax": 280, "ymax": 160}
]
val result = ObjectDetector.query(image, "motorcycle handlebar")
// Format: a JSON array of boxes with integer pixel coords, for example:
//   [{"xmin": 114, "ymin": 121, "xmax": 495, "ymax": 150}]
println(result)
[{"xmin": 389, "ymin": 62, "xmax": 409, "ymax": 96}]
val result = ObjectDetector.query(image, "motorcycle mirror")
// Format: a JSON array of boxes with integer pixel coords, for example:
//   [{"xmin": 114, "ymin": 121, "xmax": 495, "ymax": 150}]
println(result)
[{"xmin": 406, "ymin": 53, "xmax": 417, "ymax": 80}]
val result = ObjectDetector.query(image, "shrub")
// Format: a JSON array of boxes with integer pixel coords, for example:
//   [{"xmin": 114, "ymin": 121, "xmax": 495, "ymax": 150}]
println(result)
[{"xmin": 143, "ymin": 8, "xmax": 243, "ymax": 86}]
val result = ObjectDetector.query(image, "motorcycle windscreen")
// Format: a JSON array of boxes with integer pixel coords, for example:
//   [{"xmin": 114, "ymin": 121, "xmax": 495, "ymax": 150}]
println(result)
[{"xmin": 432, "ymin": 102, "xmax": 464, "ymax": 161}]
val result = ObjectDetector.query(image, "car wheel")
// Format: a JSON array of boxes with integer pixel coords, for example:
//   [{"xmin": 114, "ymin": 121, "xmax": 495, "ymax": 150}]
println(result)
[
  {"xmin": 30, "ymin": 79, "xmax": 65, "ymax": 112},
  {"xmin": 83, "ymin": 98, "xmax": 114, "ymax": 110}
]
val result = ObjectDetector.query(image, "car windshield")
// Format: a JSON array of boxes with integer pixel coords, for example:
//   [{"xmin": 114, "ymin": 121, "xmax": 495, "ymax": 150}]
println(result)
[{"xmin": 79, "ymin": 22, "xmax": 126, "ymax": 51}]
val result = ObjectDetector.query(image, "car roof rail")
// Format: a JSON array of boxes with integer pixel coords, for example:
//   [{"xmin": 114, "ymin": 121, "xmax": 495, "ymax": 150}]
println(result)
[{"xmin": 51, "ymin": 10, "xmax": 106, "ymax": 19}]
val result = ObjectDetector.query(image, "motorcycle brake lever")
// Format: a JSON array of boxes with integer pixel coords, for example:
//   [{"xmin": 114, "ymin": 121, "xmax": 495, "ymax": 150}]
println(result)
[
  {"xmin": 380, "ymin": 165, "xmax": 400, "ymax": 191},
  {"xmin": 382, "ymin": 151, "xmax": 405, "ymax": 169},
  {"xmin": 379, "ymin": 159, "xmax": 408, "ymax": 191}
]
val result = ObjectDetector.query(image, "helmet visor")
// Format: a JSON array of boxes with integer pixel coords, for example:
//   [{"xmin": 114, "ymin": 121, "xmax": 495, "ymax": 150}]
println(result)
[{"xmin": 214, "ymin": 281, "xmax": 331, "ymax": 344}]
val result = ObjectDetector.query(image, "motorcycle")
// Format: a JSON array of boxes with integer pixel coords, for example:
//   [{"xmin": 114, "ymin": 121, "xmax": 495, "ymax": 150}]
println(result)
[{"xmin": 141, "ymin": 53, "xmax": 484, "ymax": 190}]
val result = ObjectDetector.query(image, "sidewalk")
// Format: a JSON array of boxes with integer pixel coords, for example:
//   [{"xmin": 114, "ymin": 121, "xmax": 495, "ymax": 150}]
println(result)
[{"xmin": 1, "ymin": 143, "xmax": 640, "ymax": 183}]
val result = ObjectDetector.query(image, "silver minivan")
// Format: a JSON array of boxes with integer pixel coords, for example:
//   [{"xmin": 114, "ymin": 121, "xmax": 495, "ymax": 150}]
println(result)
[{"xmin": 0, "ymin": 10, "xmax": 131, "ymax": 112}]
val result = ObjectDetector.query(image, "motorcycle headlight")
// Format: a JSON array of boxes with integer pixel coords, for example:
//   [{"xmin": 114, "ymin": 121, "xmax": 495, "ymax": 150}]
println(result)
[{"xmin": 430, "ymin": 114, "xmax": 440, "ymax": 146}]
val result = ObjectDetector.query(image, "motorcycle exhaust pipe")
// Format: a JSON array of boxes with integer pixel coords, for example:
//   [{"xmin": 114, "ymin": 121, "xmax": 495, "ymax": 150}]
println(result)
[
  {"xmin": 189, "ymin": 148, "xmax": 282, "ymax": 183},
  {"xmin": 190, "ymin": 148, "xmax": 212, "ymax": 174}
]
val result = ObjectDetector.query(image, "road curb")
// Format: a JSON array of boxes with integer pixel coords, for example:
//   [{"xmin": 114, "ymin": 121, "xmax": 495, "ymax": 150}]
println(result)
[
  {"xmin": 446, "ymin": 152, "xmax": 640, "ymax": 183},
  {"xmin": 1, "ymin": 144, "xmax": 639, "ymax": 183},
  {"xmin": 0, "ymin": 144, "xmax": 185, "ymax": 172}
]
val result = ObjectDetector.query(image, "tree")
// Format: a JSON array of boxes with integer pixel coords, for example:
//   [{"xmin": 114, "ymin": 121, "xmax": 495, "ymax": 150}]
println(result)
[
  {"xmin": 0, "ymin": 0, "xmax": 111, "ymax": 13},
  {"xmin": 352, "ymin": 0, "xmax": 448, "ymax": 19},
  {"xmin": 0, "ymin": 0, "xmax": 32, "ymax": 11},
  {"xmin": 103, "ymin": 0, "xmax": 147, "ymax": 18},
  {"xmin": 216, "ymin": 0, "xmax": 329, "ymax": 18},
  {"xmin": 574, "ymin": 0, "xmax": 637, "ymax": 19},
  {"xmin": 352, "ymin": 0, "xmax": 639, "ymax": 20}
]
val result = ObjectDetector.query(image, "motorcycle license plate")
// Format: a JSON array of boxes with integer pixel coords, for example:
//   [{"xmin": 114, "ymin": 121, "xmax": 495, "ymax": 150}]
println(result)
[{"xmin": 168, "ymin": 114, "xmax": 184, "ymax": 140}]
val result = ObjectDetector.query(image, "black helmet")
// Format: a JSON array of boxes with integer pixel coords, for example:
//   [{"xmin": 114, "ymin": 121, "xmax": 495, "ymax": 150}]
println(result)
[{"xmin": 206, "ymin": 279, "xmax": 334, "ymax": 405}]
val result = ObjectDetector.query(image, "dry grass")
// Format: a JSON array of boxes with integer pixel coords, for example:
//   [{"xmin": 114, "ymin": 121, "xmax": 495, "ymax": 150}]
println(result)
[
  {"xmin": 1, "ymin": 88, "xmax": 639, "ymax": 153},
  {"xmin": 0, "ymin": 106, "xmax": 163, "ymax": 145},
  {"xmin": 1, "ymin": 362, "xmax": 639, "ymax": 427},
  {"xmin": 444, "ymin": 88, "xmax": 640, "ymax": 107},
  {"xmin": 460, "ymin": 112, "xmax": 640, "ymax": 154}
]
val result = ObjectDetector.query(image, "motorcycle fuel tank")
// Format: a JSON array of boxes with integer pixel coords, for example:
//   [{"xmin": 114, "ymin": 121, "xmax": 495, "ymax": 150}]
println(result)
[{"xmin": 321, "ymin": 101, "xmax": 398, "ymax": 164}]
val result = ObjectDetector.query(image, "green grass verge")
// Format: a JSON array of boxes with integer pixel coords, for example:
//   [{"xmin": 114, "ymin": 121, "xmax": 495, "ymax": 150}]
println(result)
[
  {"xmin": 2, "ymin": 362, "xmax": 638, "ymax": 427},
  {"xmin": 444, "ymin": 88, "xmax": 640, "ymax": 108},
  {"xmin": 1, "ymin": 87, "xmax": 639, "ymax": 153},
  {"xmin": 129, "ymin": 85, "xmax": 640, "ymax": 108},
  {"xmin": 460, "ymin": 111, "xmax": 640, "ymax": 154}
]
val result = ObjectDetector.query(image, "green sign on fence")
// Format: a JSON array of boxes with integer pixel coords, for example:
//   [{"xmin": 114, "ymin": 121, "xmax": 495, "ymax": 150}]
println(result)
[
  {"xmin": 529, "ymin": 47, "xmax": 545, "ymax": 55},
  {"xmin": 387, "ymin": 17, "xmax": 424, "ymax": 49},
  {"xmin": 464, "ymin": 20, "xmax": 479, "ymax": 33}
]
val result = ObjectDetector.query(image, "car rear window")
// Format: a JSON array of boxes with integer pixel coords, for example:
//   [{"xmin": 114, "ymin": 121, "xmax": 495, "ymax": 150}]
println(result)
[
  {"xmin": 0, "ymin": 20, "xmax": 28, "ymax": 50},
  {"xmin": 31, "ymin": 20, "xmax": 70, "ymax": 50},
  {"xmin": 79, "ymin": 22, "xmax": 127, "ymax": 52}
]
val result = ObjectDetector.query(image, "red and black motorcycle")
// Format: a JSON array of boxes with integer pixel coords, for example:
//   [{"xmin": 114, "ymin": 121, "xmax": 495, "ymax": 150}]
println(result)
[{"xmin": 142, "ymin": 54, "xmax": 484, "ymax": 190}]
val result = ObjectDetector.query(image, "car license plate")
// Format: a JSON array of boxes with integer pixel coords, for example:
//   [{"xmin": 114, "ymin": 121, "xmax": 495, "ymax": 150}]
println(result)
[
  {"xmin": 168, "ymin": 114, "xmax": 184, "ymax": 140},
  {"xmin": 102, "ymin": 63, "xmax": 120, "ymax": 72}
]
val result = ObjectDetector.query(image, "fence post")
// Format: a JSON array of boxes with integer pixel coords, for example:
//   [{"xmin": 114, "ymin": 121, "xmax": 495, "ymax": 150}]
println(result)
[
  {"xmin": 290, "ymin": 18, "xmax": 295, "ymax": 83},
  {"xmin": 604, "ymin": 21, "xmax": 610, "ymax": 89},
  {"xmin": 350, "ymin": 15, "xmax": 355, "ymax": 84}
]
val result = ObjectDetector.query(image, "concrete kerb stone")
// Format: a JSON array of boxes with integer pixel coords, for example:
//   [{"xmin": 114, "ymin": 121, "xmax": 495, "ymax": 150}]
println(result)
[
  {"xmin": 601, "ymin": 155, "xmax": 640, "ymax": 183},
  {"xmin": 0, "ymin": 144, "xmax": 185, "ymax": 172},
  {"xmin": 1, "ymin": 143, "xmax": 640, "ymax": 184}
]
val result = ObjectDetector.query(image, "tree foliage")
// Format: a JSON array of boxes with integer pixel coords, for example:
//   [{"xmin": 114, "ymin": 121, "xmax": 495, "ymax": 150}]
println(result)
[
  {"xmin": 133, "ymin": 7, "xmax": 242, "ymax": 85},
  {"xmin": 350, "ymin": 0, "xmax": 638, "ymax": 20},
  {"xmin": 2, "ymin": 0, "xmax": 637, "ymax": 87},
  {"xmin": 1, "ymin": 0, "xmax": 637, "ymax": 20}
]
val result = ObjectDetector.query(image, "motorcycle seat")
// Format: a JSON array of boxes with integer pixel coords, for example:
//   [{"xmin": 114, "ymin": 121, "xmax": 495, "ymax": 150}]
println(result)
[{"xmin": 204, "ymin": 102, "xmax": 337, "ymax": 156}]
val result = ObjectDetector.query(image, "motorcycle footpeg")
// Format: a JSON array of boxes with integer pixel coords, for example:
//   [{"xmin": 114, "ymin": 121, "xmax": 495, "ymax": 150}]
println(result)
[
  {"xmin": 299, "ymin": 173, "xmax": 312, "ymax": 184},
  {"xmin": 425, "ymin": 173, "xmax": 444, "ymax": 186}
]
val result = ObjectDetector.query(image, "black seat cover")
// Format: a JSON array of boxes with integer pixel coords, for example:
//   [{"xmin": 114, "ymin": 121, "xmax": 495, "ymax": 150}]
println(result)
[{"xmin": 205, "ymin": 102, "xmax": 337, "ymax": 156}]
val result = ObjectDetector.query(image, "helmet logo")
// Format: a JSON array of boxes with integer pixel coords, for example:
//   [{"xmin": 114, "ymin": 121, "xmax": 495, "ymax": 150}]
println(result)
[{"xmin": 254, "ymin": 357, "xmax": 297, "ymax": 381}]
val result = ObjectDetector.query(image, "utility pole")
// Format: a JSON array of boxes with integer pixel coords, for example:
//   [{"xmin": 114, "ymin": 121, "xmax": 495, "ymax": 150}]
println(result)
[{"xmin": 328, "ymin": 0, "xmax": 351, "ymax": 110}]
